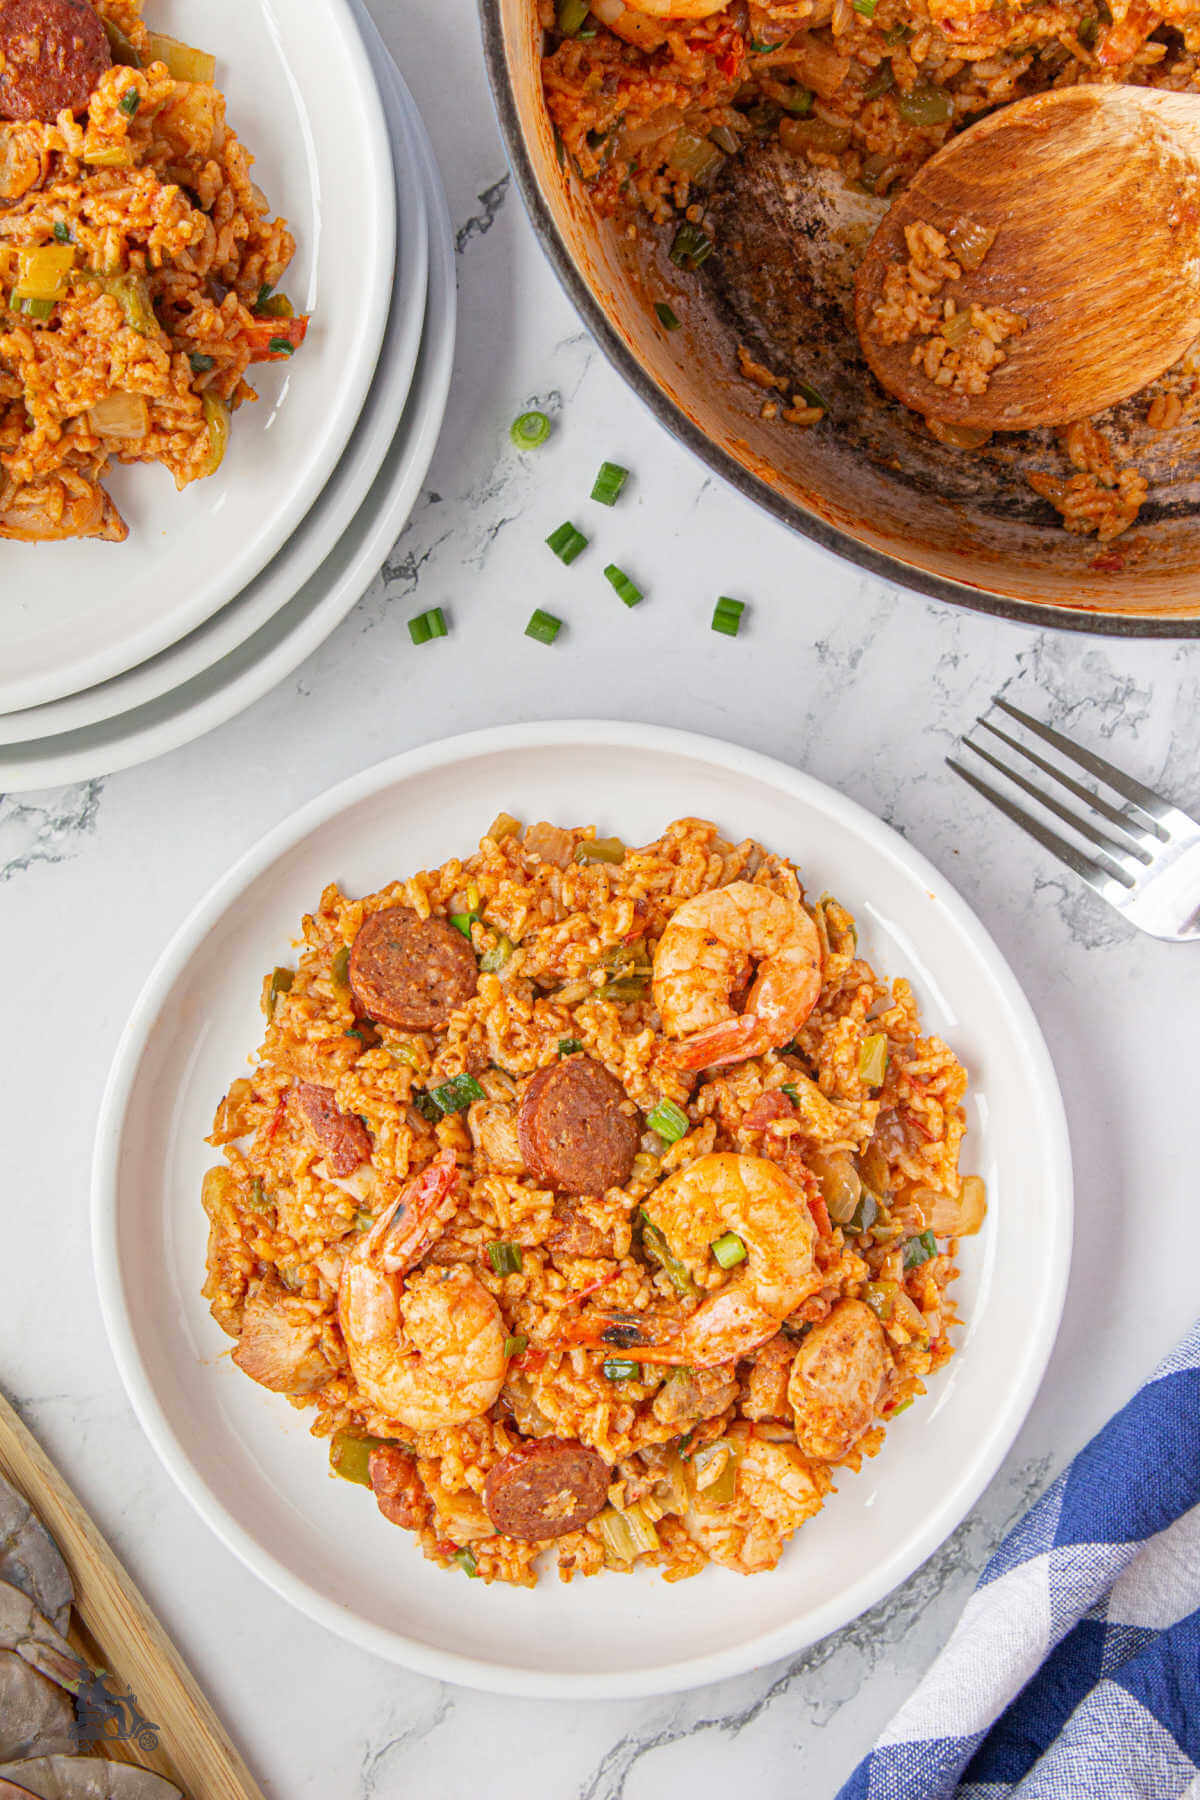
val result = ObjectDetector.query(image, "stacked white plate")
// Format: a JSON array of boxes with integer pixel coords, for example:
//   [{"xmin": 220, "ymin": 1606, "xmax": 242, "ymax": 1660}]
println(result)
[{"xmin": 0, "ymin": 1, "xmax": 455, "ymax": 793}]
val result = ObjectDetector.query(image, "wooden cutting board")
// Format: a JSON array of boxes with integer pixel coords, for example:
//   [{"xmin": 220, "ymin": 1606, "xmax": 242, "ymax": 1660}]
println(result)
[{"xmin": 0, "ymin": 1389, "xmax": 267, "ymax": 1800}]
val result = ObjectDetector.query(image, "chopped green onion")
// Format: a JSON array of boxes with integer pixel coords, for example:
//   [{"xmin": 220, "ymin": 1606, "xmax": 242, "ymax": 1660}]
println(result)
[
  {"xmin": 525, "ymin": 608, "xmax": 563, "ymax": 644},
  {"xmin": 449, "ymin": 911, "xmax": 478, "ymax": 939},
  {"xmin": 670, "ymin": 222, "xmax": 713, "ymax": 271},
  {"xmin": 487, "ymin": 1240, "xmax": 523, "ymax": 1276},
  {"xmin": 52, "ymin": 222, "xmax": 71, "ymax": 244},
  {"xmin": 853, "ymin": 0, "xmax": 877, "ymax": 16},
  {"xmin": 859, "ymin": 1032, "xmax": 888, "ymax": 1088},
  {"xmin": 781, "ymin": 1083, "xmax": 800, "ymax": 1102},
  {"xmin": 10, "ymin": 297, "xmax": 53, "ymax": 319},
  {"xmin": 647, "ymin": 1098, "xmax": 689, "ymax": 1144},
  {"xmin": 256, "ymin": 283, "xmax": 274, "ymax": 307},
  {"xmin": 640, "ymin": 1211, "xmax": 697, "ymax": 1297},
  {"xmin": 795, "ymin": 377, "xmax": 831, "ymax": 410},
  {"xmin": 602, "ymin": 1357, "xmax": 641, "ymax": 1381},
  {"xmin": 453, "ymin": 1546, "xmax": 480, "ymax": 1578},
  {"xmin": 884, "ymin": 20, "xmax": 912, "ymax": 40},
  {"xmin": 546, "ymin": 520, "xmax": 588, "ymax": 564},
  {"xmin": 749, "ymin": 35, "xmax": 775, "ymax": 50},
  {"xmin": 780, "ymin": 85, "xmax": 814, "ymax": 114},
  {"xmin": 711, "ymin": 596, "xmax": 745, "ymax": 637},
  {"xmin": 510, "ymin": 409, "xmax": 551, "ymax": 449},
  {"xmin": 711, "ymin": 1231, "xmax": 747, "ymax": 1269},
  {"xmin": 575, "ymin": 836, "xmax": 625, "ymax": 865},
  {"xmin": 556, "ymin": 0, "xmax": 590, "ymax": 31},
  {"xmin": 503, "ymin": 1333, "xmax": 529, "ymax": 1358},
  {"xmin": 329, "ymin": 1431, "xmax": 392, "ymax": 1487},
  {"xmin": 1077, "ymin": 15, "xmax": 1098, "ymax": 44},
  {"xmin": 330, "ymin": 945, "xmax": 351, "ymax": 988},
  {"xmin": 846, "ymin": 1188, "xmax": 880, "ymax": 1235},
  {"xmin": 591, "ymin": 460, "xmax": 629, "ymax": 506},
  {"xmin": 480, "ymin": 932, "xmax": 515, "ymax": 973},
  {"xmin": 189, "ymin": 351, "xmax": 215, "ymax": 373},
  {"xmin": 654, "ymin": 300, "xmax": 681, "ymax": 331},
  {"xmin": 429, "ymin": 1072, "xmax": 486, "ymax": 1114},
  {"xmin": 408, "ymin": 607, "xmax": 448, "ymax": 646},
  {"xmin": 888, "ymin": 1394, "xmax": 916, "ymax": 1418},
  {"xmin": 604, "ymin": 563, "xmax": 643, "ymax": 607},
  {"xmin": 904, "ymin": 1228, "xmax": 938, "ymax": 1269},
  {"xmin": 345, "ymin": 1025, "xmax": 371, "ymax": 1044},
  {"xmin": 118, "ymin": 88, "xmax": 141, "ymax": 117},
  {"xmin": 266, "ymin": 966, "xmax": 293, "ymax": 1020},
  {"xmin": 267, "ymin": 336, "xmax": 296, "ymax": 357},
  {"xmin": 558, "ymin": 1037, "xmax": 583, "ymax": 1056}
]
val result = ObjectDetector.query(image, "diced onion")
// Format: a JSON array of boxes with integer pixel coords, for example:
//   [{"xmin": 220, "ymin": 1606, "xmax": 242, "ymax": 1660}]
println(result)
[
  {"xmin": 146, "ymin": 31, "xmax": 217, "ymax": 83},
  {"xmin": 87, "ymin": 390, "xmax": 148, "ymax": 440},
  {"xmin": 808, "ymin": 1150, "xmax": 862, "ymax": 1224},
  {"xmin": 909, "ymin": 1175, "xmax": 987, "ymax": 1237},
  {"xmin": 690, "ymin": 1441, "xmax": 738, "ymax": 1510},
  {"xmin": 199, "ymin": 392, "xmax": 230, "ymax": 478}
]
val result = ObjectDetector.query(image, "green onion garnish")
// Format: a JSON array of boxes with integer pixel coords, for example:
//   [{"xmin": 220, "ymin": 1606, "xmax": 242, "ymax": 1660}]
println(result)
[
  {"xmin": 604, "ymin": 563, "xmax": 643, "ymax": 607},
  {"xmin": 428, "ymin": 1072, "xmax": 486, "ymax": 1114},
  {"xmin": 11, "ymin": 297, "xmax": 54, "ymax": 320},
  {"xmin": 525, "ymin": 608, "xmax": 563, "ymax": 645},
  {"xmin": 640, "ymin": 1212, "xmax": 697, "ymax": 1297},
  {"xmin": 546, "ymin": 521, "xmax": 588, "ymax": 564},
  {"xmin": 118, "ymin": 88, "xmax": 141, "ymax": 116},
  {"xmin": 711, "ymin": 596, "xmax": 745, "ymax": 637},
  {"xmin": 487, "ymin": 1240, "xmax": 524, "ymax": 1276},
  {"xmin": 904, "ymin": 1229, "xmax": 938, "ymax": 1269},
  {"xmin": 859, "ymin": 1032, "xmax": 888, "ymax": 1087},
  {"xmin": 888, "ymin": 1394, "xmax": 916, "ymax": 1417},
  {"xmin": 781, "ymin": 1083, "xmax": 800, "ymax": 1102},
  {"xmin": 711, "ymin": 1231, "xmax": 747, "ymax": 1270},
  {"xmin": 504, "ymin": 1333, "xmax": 529, "ymax": 1358},
  {"xmin": 256, "ymin": 283, "xmax": 274, "ymax": 307},
  {"xmin": 449, "ymin": 911, "xmax": 478, "ymax": 939},
  {"xmin": 647, "ymin": 1098, "xmax": 688, "ymax": 1144},
  {"xmin": 53, "ymin": 221, "xmax": 71, "ymax": 244},
  {"xmin": 602, "ymin": 1357, "xmax": 641, "ymax": 1381},
  {"xmin": 453, "ymin": 1546, "xmax": 480, "ymax": 1578},
  {"xmin": 591, "ymin": 461, "xmax": 629, "ymax": 506},
  {"xmin": 331, "ymin": 945, "xmax": 351, "ymax": 988},
  {"xmin": 749, "ymin": 35, "xmax": 774, "ymax": 48},
  {"xmin": 556, "ymin": 0, "xmax": 590, "ymax": 32},
  {"xmin": 267, "ymin": 336, "xmax": 296, "ymax": 357},
  {"xmin": 794, "ymin": 379, "xmax": 829, "ymax": 411},
  {"xmin": 853, "ymin": 0, "xmax": 877, "ymax": 16},
  {"xmin": 266, "ymin": 966, "xmax": 293, "ymax": 1020},
  {"xmin": 408, "ymin": 607, "xmax": 448, "ymax": 646},
  {"xmin": 654, "ymin": 300, "xmax": 681, "ymax": 330},
  {"xmin": 670, "ymin": 222, "xmax": 713, "ymax": 271},
  {"xmin": 510, "ymin": 409, "xmax": 551, "ymax": 449},
  {"xmin": 558, "ymin": 1037, "xmax": 582, "ymax": 1056},
  {"xmin": 189, "ymin": 352, "xmax": 215, "ymax": 374}
]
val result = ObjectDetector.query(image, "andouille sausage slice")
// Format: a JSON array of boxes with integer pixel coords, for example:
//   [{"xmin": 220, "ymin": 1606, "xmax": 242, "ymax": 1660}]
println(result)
[
  {"xmin": 349, "ymin": 904, "xmax": 478, "ymax": 1031},
  {"xmin": 368, "ymin": 1445, "xmax": 431, "ymax": 1532},
  {"xmin": 0, "ymin": 0, "xmax": 111, "ymax": 123},
  {"xmin": 517, "ymin": 1055, "xmax": 639, "ymax": 1194},
  {"xmin": 293, "ymin": 1080, "xmax": 372, "ymax": 1177},
  {"xmin": 483, "ymin": 1437, "xmax": 609, "ymax": 1541}
]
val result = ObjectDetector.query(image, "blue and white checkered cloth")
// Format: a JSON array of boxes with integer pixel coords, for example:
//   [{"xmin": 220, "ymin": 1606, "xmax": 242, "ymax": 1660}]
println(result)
[{"xmin": 839, "ymin": 1322, "xmax": 1200, "ymax": 1799}]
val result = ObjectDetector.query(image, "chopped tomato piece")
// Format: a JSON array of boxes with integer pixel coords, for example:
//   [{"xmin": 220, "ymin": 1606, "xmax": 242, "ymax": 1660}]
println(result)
[
  {"xmin": 808, "ymin": 1193, "xmax": 832, "ymax": 1239},
  {"xmin": 241, "ymin": 313, "xmax": 310, "ymax": 363}
]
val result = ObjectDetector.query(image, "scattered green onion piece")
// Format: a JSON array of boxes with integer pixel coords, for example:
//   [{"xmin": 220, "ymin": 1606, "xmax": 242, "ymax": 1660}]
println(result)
[
  {"xmin": 480, "ymin": 932, "xmax": 515, "ymax": 973},
  {"xmin": 591, "ymin": 460, "xmax": 629, "ymax": 506},
  {"xmin": 266, "ymin": 966, "xmax": 293, "ymax": 1020},
  {"xmin": 487, "ymin": 1240, "xmax": 524, "ymax": 1276},
  {"xmin": 558, "ymin": 1037, "xmax": 583, "ymax": 1056},
  {"xmin": 575, "ymin": 836, "xmax": 625, "ymax": 865},
  {"xmin": 640, "ymin": 1211, "xmax": 697, "ymax": 1297},
  {"xmin": 329, "ymin": 1431, "xmax": 391, "ymax": 1487},
  {"xmin": 10, "ymin": 297, "xmax": 53, "ymax": 319},
  {"xmin": 1077, "ymin": 15, "xmax": 1098, "ymax": 44},
  {"xmin": 888, "ymin": 1395, "xmax": 916, "ymax": 1418},
  {"xmin": 429, "ymin": 1072, "xmax": 486, "ymax": 1114},
  {"xmin": 525, "ymin": 608, "xmax": 563, "ymax": 644},
  {"xmin": 504, "ymin": 1333, "xmax": 529, "ymax": 1358},
  {"xmin": 711, "ymin": 1231, "xmax": 747, "ymax": 1270},
  {"xmin": 780, "ymin": 85, "xmax": 814, "ymax": 114},
  {"xmin": 853, "ymin": 0, "xmax": 877, "ymax": 15},
  {"xmin": 345, "ymin": 1025, "xmax": 371, "ymax": 1044},
  {"xmin": 556, "ymin": 0, "xmax": 590, "ymax": 32},
  {"xmin": 189, "ymin": 351, "xmax": 215, "ymax": 373},
  {"xmin": 408, "ymin": 606, "xmax": 448, "ymax": 646},
  {"xmin": 510, "ymin": 408, "xmax": 552, "ymax": 449},
  {"xmin": 750, "ymin": 35, "xmax": 775, "ymax": 48},
  {"xmin": 859, "ymin": 1032, "xmax": 889, "ymax": 1088},
  {"xmin": 669, "ymin": 222, "xmax": 713, "ymax": 271},
  {"xmin": 118, "ymin": 88, "xmax": 141, "ymax": 117},
  {"xmin": 654, "ymin": 300, "xmax": 681, "ymax": 331},
  {"xmin": 604, "ymin": 563, "xmax": 643, "ymax": 607},
  {"xmin": 904, "ymin": 1228, "xmax": 938, "ymax": 1269},
  {"xmin": 647, "ymin": 1098, "xmax": 689, "ymax": 1144},
  {"xmin": 267, "ymin": 336, "xmax": 296, "ymax": 357},
  {"xmin": 546, "ymin": 520, "xmax": 588, "ymax": 564},
  {"xmin": 453, "ymin": 1546, "xmax": 480, "ymax": 1578},
  {"xmin": 846, "ymin": 1188, "xmax": 880, "ymax": 1235},
  {"xmin": 53, "ymin": 221, "xmax": 71, "ymax": 244},
  {"xmin": 781, "ymin": 1083, "xmax": 800, "ymax": 1102},
  {"xmin": 330, "ymin": 945, "xmax": 351, "ymax": 988},
  {"xmin": 602, "ymin": 1357, "xmax": 641, "ymax": 1381},
  {"xmin": 711, "ymin": 596, "xmax": 745, "ymax": 637}
]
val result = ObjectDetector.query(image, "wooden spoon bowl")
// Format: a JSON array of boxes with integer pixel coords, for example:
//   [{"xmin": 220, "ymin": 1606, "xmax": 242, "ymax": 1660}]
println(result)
[{"xmin": 854, "ymin": 86, "xmax": 1200, "ymax": 433}]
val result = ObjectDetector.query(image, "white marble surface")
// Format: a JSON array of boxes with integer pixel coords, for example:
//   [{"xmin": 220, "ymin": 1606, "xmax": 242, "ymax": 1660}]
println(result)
[{"xmin": 2, "ymin": 0, "xmax": 1199, "ymax": 1793}]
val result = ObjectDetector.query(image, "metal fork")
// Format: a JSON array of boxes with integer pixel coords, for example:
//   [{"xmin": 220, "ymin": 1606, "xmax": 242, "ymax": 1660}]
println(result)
[{"xmin": 947, "ymin": 698, "xmax": 1200, "ymax": 941}]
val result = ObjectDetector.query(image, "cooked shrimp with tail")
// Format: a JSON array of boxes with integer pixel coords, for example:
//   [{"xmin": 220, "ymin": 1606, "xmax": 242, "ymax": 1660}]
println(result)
[
  {"xmin": 561, "ymin": 1153, "xmax": 817, "ymax": 1367},
  {"xmin": 652, "ymin": 881, "xmax": 823, "ymax": 1070},
  {"xmin": 338, "ymin": 1149, "xmax": 509, "ymax": 1433}
]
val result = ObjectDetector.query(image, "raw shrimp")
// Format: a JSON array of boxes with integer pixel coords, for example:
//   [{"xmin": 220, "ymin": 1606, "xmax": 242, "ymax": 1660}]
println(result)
[
  {"xmin": 652, "ymin": 882, "xmax": 822, "ymax": 1070},
  {"xmin": 562, "ymin": 1153, "xmax": 816, "ymax": 1367},
  {"xmin": 338, "ymin": 1149, "xmax": 508, "ymax": 1433}
]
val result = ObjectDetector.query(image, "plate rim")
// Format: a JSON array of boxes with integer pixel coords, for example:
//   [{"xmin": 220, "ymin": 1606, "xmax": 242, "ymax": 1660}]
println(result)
[
  {"xmin": 91, "ymin": 720, "xmax": 1074, "ymax": 1698},
  {"xmin": 0, "ymin": 0, "xmax": 397, "ymax": 714}
]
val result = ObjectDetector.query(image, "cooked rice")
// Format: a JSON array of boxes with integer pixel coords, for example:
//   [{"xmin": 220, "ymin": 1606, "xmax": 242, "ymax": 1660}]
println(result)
[{"xmin": 202, "ymin": 816, "xmax": 983, "ymax": 1588}]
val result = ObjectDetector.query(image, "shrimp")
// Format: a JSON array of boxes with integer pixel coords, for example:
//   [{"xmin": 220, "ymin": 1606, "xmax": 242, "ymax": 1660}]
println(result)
[
  {"xmin": 652, "ymin": 881, "xmax": 823, "ymax": 1070},
  {"xmin": 562, "ymin": 1153, "xmax": 816, "ymax": 1366},
  {"xmin": 337, "ymin": 1149, "xmax": 508, "ymax": 1433}
]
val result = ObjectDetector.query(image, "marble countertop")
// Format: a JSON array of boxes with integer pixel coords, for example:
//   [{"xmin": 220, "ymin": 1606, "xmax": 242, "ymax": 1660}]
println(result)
[{"xmin": 3, "ymin": 0, "xmax": 1199, "ymax": 1793}]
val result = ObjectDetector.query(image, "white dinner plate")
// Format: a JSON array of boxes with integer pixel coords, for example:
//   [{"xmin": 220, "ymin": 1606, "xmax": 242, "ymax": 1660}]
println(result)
[
  {"xmin": 93, "ymin": 723, "xmax": 1073, "ymax": 1698},
  {"xmin": 0, "ymin": 0, "xmax": 395, "ymax": 714},
  {"xmin": 0, "ymin": 44, "xmax": 430, "ymax": 747},
  {"xmin": 0, "ymin": 47, "xmax": 454, "ymax": 795}
]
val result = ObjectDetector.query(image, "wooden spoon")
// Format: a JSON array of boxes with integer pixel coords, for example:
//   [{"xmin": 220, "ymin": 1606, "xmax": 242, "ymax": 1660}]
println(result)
[{"xmin": 854, "ymin": 85, "xmax": 1200, "ymax": 433}]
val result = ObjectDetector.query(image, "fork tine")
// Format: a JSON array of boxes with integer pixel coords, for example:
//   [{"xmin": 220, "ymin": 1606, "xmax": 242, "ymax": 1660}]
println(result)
[
  {"xmin": 993, "ymin": 699, "xmax": 1172, "ymax": 833},
  {"xmin": 965, "ymin": 736, "xmax": 1153, "ymax": 867},
  {"xmin": 946, "ymin": 757, "xmax": 1136, "ymax": 893},
  {"xmin": 977, "ymin": 718, "xmax": 1157, "ymax": 850}
]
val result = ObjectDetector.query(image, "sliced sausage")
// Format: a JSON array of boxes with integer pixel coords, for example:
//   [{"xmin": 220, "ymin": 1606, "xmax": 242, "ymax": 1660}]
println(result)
[
  {"xmin": 349, "ymin": 904, "xmax": 478, "ymax": 1031},
  {"xmin": 483, "ymin": 1436, "xmax": 610, "ymax": 1541},
  {"xmin": 293, "ymin": 1080, "xmax": 372, "ymax": 1176},
  {"xmin": 232, "ymin": 1271, "xmax": 334, "ymax": 1396},
  {"xmin": 517, "ymin": 1055, "xmax": 638, "ymax": 1194},
  {"xmin": 368, "ymin": 1445, "xmax": 431, "ymax": 1532},
  {"xmin": 788, "ymin": 1299, "xmax": 889, "ymax": 1462},
  {"xmin": 0, "ymin": 0, "xmax": 111, "ymax": 123}
]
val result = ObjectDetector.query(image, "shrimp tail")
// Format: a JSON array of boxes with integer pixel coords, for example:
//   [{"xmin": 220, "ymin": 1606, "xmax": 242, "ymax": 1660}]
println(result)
[
  {"xmin": 374, "ymin": 1147, "xmax": 459, "ymax": 1274},
  {"xmin": 670, "ymin": 1012, "xmax": 764, "ymax": 1072},
  {"xmin": 555, "ymin": 1307, "xmax": 681, "ymax": 1352}
]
